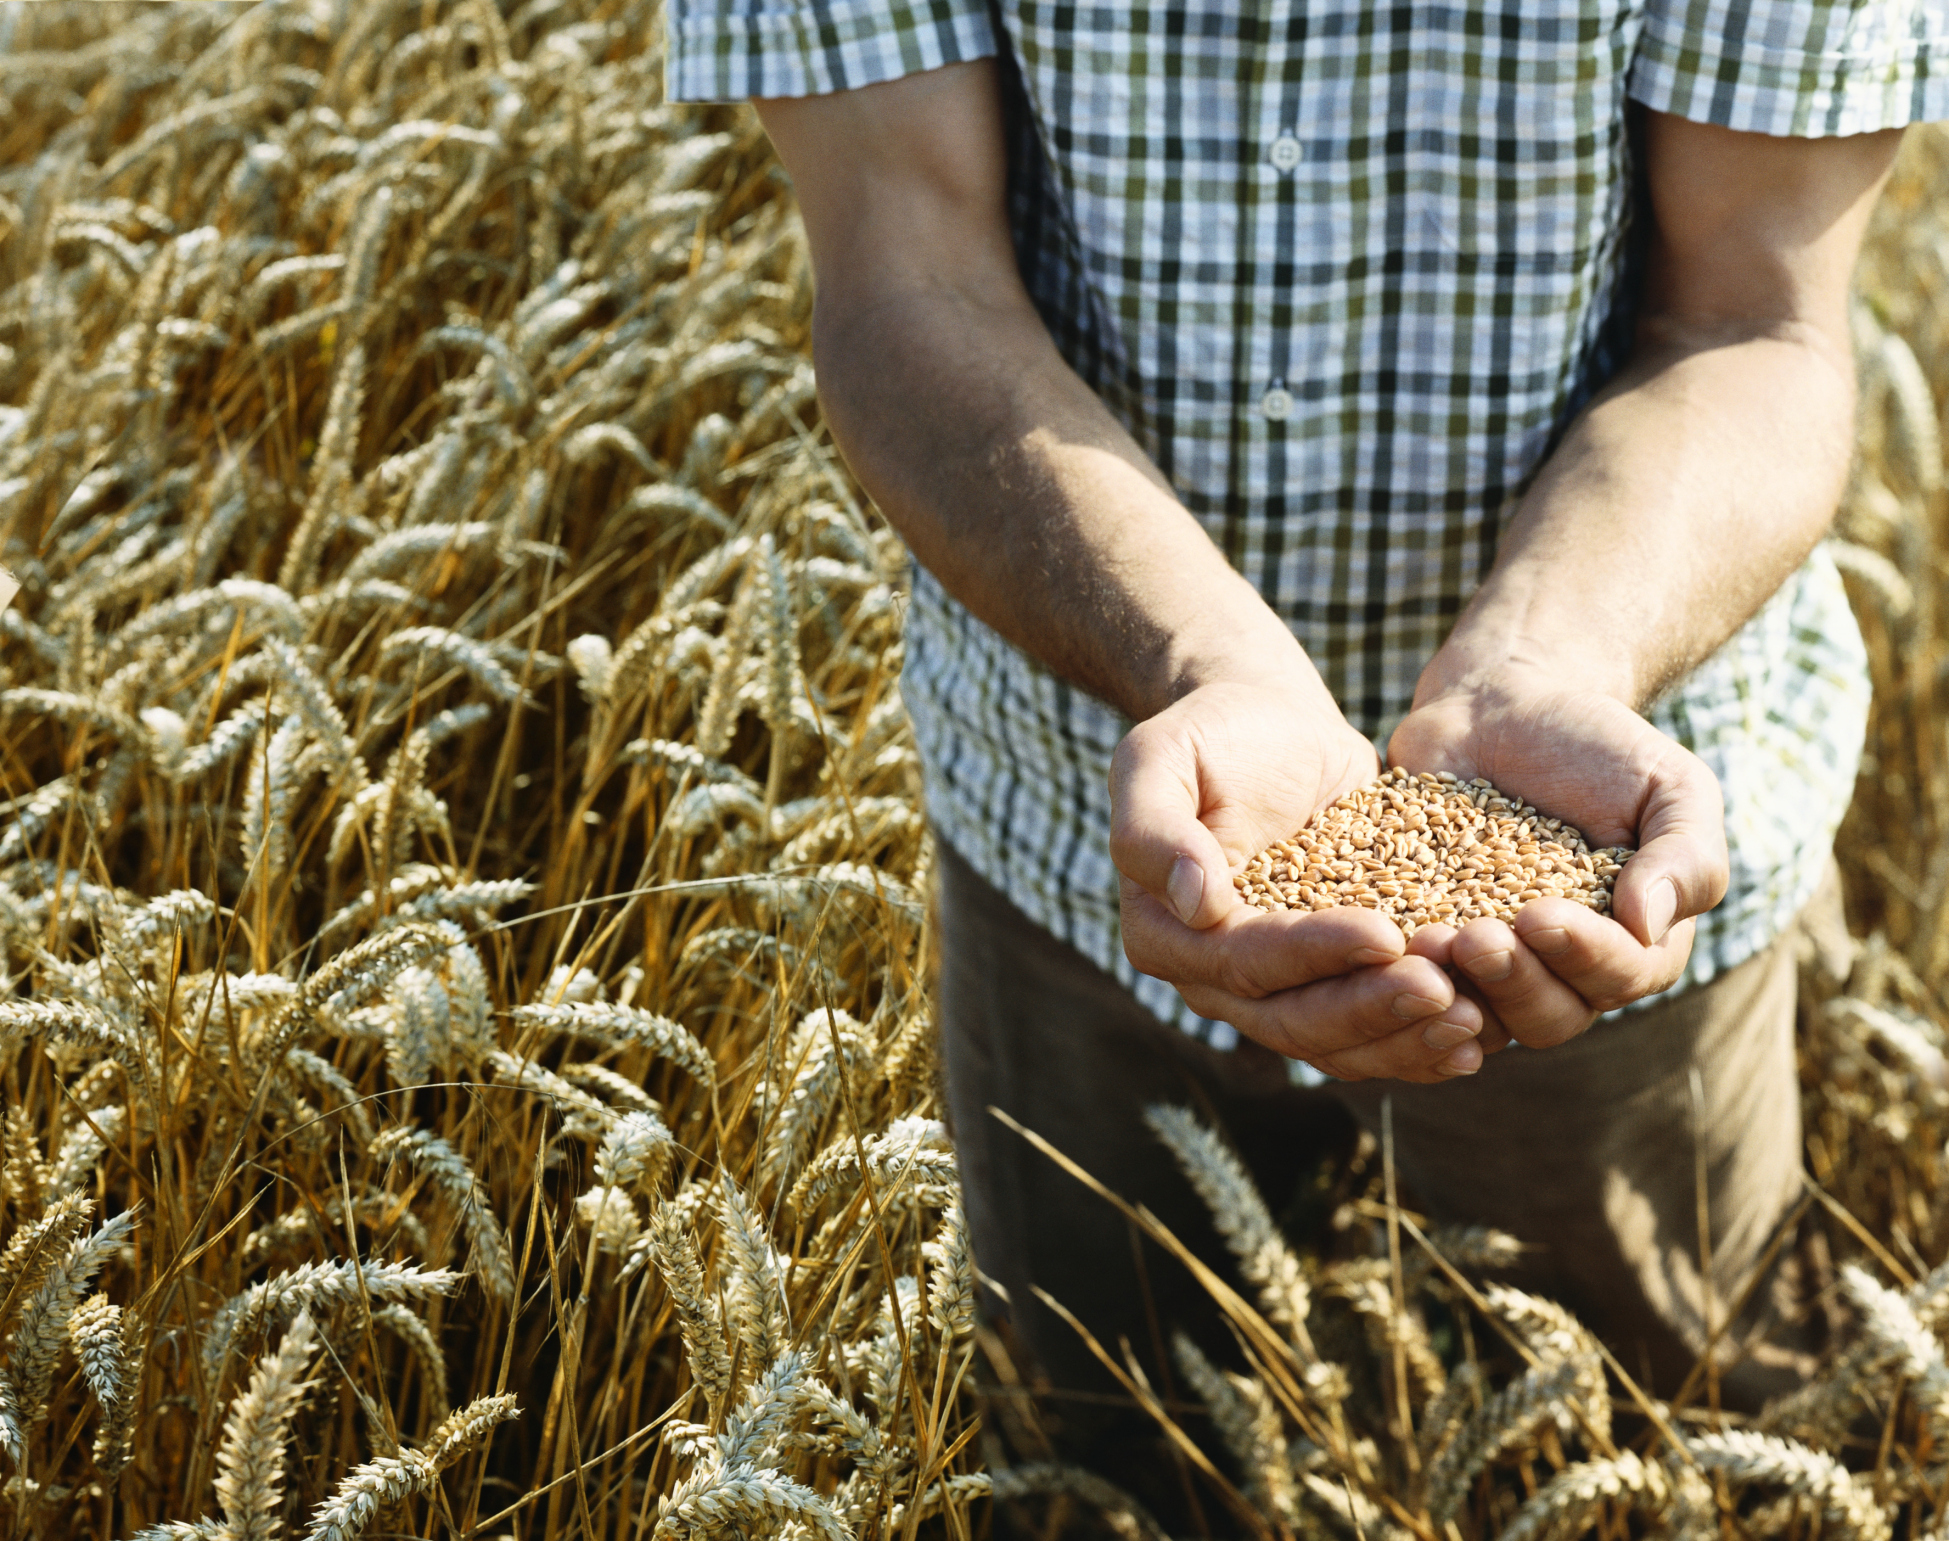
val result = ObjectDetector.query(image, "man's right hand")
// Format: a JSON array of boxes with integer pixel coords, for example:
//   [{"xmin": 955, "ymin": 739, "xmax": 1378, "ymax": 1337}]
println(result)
[{"xmin": 1110, "ymin": 677, "xmax": 1490, "ymax": 1083}]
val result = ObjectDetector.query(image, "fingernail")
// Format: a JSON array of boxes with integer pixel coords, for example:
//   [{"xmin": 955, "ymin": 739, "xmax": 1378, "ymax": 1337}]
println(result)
[
  {"xmin": 1348, "ymin": 946, "xmax": 1396, "ymax": 968},
  {"xmin": 1167, "ymin": 856, "xmax": 1204, "ymax": 925},
  {"xmin": 1646, "ymin": 877, "xmax": 1678, "ymax": 945},
  {"xmin": 1422, "ymin": 1019, "xmax": 1476, "ymax": 1050},
  {"xmin": 1527, "ymin": 926, "xmax": 1570, "ymax": 956},
  {"xmin": 1437, "ymin": 1049, "xmax": 1480, "ymax": 1077},
  {"xmin": 1392, "ymin": 992, "xmax": 1444, "ymax": 1020},
  {"xmin": 1463, "ymin": 949, "xmax": 1513, "ymax": 982}
]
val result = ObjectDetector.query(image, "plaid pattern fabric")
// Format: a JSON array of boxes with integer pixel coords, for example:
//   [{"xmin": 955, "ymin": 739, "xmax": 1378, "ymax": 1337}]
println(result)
[{"xmin": 669, "ymin": 0, "xmax": 1945, "ymax": 1051}]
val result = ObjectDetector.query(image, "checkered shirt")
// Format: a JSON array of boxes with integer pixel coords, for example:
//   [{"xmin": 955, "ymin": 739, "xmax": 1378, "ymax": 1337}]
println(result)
[{"xmin": 669, "ymin": 0, "xmax": 1948, "ymax": 1051}]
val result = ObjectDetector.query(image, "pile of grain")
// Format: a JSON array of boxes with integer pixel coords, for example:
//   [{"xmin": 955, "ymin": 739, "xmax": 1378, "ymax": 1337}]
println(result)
[{"xmin": 1234, "ymin": 768, "xmax": 1631, "ymax": 934}]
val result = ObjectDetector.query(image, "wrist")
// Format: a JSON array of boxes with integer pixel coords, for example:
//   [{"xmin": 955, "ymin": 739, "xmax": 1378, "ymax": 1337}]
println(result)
[
  {"xmin": 1161, "ymin": 609, "xmax": 1342, "ymax": 721},
  {"xmin": 1417, "ymin": 591, "xmax": 1641, "ymax": 713}
]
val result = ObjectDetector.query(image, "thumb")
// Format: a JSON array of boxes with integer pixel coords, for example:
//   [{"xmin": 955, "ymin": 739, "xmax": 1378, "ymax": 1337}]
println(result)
[
  {"xmin": 1109, "ymin": 721, "xmax": 1236, "ymax": 929},
  {"xmin": 1613, "ymin": 746, "xmax": 1728, "ymax": 947}
]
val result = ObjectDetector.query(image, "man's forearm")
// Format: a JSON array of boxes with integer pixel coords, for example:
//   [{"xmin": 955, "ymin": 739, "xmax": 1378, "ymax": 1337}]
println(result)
[
  {"xmin": 1425, "ymin": 113, "xmax": 1900, "ymax": 716},
  {"xmin": 763, "ymin": 62, "xmax": 1338, "ymax": 728},
  {"xmin": 811, "ymin": 282, "xmax": 1322, "ymax": 723},
  {"xmin": 1423, "ymin": 319, "xmax": 1854, "ymax": 712}
]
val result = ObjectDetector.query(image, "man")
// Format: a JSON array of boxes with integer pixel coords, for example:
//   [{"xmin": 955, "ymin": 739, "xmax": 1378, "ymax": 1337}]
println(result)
[{"xmin": 668, "ymin": 0, "xmax": 1944, "ymax": 1473}]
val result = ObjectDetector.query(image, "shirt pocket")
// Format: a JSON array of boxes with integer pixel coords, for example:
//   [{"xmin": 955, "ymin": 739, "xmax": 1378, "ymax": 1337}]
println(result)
[{"xmin": 1407, "ymin": 0, "xmax": 1641, "ymax": 267}]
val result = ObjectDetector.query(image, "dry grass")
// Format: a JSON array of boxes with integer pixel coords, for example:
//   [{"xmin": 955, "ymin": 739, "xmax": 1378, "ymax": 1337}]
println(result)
[{"xmin": 0, "ymin": 3, "xmax": 1945, "ymax": 1539}]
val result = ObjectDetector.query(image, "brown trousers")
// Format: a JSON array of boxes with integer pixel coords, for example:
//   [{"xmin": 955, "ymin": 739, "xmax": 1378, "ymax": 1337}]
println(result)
[{"xmin": 938, "ymin": 837, "xmax": 1830, "ymax": 1462}]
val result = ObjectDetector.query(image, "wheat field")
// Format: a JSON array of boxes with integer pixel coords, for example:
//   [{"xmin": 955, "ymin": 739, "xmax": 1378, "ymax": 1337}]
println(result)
[{"xmin": 0, "ymin": 3, "xmax": 1945, "ymax": 1539}]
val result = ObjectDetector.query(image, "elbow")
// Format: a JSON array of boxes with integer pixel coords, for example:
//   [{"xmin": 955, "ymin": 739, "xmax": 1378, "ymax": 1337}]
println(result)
[{"xmin": 805, "ymin": 295, "xmax": 879, "ymax": 467}]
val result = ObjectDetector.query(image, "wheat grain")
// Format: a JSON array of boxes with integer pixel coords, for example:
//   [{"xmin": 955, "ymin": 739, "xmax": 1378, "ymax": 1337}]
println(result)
[{"xmin": 1235, "ymin": 767, "xmax": 1629, "ymax": 936}]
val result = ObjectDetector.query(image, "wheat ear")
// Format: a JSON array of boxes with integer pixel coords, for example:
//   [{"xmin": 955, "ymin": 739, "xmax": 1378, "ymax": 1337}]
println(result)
[
  {"xmin": 0, "ymin": 1205, "xmax": 137, "ymax": 1456},
  {"xmin": 367, "ymin": 1127, "xmax": 516, "ymax": 1306},
  {"xmin": 757, "ymin": 1008, "xmax": 866, "ymax": 1190},
  {"xmin": 594, "ymin": 1109, "xmax": 675, "ymax": 1193},
  {"xmin": 213, "ymin": 1310, "xmax": 320, "ymax": 1541},
  {"xmin": 714, "ymin": 1177, "xmax": 789, "ymax": 1371},
  {"xmin": 636, "ymin": 1200, "xmax": 733, "ymax": 1418},
  {"xmin": 1498, "ymin": 1450, "xmax": 1673, "ymax": 1541},
  {"xmin": 1145, "ymin": 1104, "xmax": 1315, "ymax": 1354},
  {"xmin": 1173, "ymin": 1330, "xmax": 1301, "ymax": 1527},
  {"xmin": 298, "ymin": 1392, "xmax": 518, "ymax": 1541},
  {"xmin": 695, "ymin": 557, "xmax": 761, "ymax": 757},
  {"xmin": 1685, "ymin": 1430, "xmax": 1889, "ymax": 1541},
  {"xmin": 654, "ymin": 1464, "xmax": 850, "ymax": 1541},
  {"xmin": 509, "ymin": 1000, "xmax": 717, "ymax": 1087},
  {"xmin": 0, "ymin": 1195, "xmax": 91, "ymax": 1345},
  {"xmin": 988, "ymin": 1465, "xmax": 1171, "ymax": 1541}
]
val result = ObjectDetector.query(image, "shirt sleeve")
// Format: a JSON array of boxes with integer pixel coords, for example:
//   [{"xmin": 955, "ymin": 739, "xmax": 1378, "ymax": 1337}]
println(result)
[
  {"xmin": 1629, "ymin": 0, "xmax": 1949, "ymax": 134},
  {"xmin": 665, "ymin": 0, "xmax": 999, "ymax": 104}
]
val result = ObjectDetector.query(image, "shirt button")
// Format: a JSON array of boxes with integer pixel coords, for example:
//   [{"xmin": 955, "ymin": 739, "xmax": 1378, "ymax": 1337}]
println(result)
[
  {"xmin": 1260, "ymin": 385, "xmax": 1294, "ymax": 421},
  {"xmin": 1268, "ymin": 132, "xmax": 1303, "ymax": 172}
]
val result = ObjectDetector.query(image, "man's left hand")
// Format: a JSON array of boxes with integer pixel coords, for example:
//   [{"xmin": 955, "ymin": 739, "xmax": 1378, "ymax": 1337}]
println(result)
[{"xmin": 1387, "ymin": 668, "xmax": 1729, "ymax": 1048}]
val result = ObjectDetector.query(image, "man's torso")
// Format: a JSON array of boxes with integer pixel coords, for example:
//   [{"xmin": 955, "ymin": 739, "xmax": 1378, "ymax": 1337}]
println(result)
[{"xmin": 667, "ymin": 0, "xmax": 1936, "ymax": 1044}]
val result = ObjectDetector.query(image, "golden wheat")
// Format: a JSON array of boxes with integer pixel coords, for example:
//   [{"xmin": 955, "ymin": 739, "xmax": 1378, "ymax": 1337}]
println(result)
[{"xmin": 2, "ymin": 2, "xmax": 1947, "ymax": 1537}]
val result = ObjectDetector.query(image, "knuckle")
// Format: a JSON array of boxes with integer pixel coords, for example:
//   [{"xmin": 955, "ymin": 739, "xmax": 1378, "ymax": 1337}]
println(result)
[
  {"xmin": 1478, "ymin": 967, "xmax": 1538, "ymax": 1009},
  {"xmin": 1487, "ymin": 972, "xmax": 1558, "ymax": 1024},
  {"xmin": 1355, "ymin": 1000, "xmax": 1410, "ymax": 1044},
  {"xmin": 1105, "ymin": 824, "xmax": 1146, "ymax": 871},
  {"xmin": 1120, "ymin": 919, "xmax": 1181, "ymax": 984},
  {"xmin": 1213, "ymin": 935, "xmax": 1270, "ymax": 1001},
  {"xmin": 1125, "ymin": 955, "xmax": 1170, "ymax": 986},
  {"xmin": 1111, "ymin": 720, "xmax": 1164, "ymax": 776},
  {"xmin": 1582, "ymin": 976, "xmax": 1637, "ymax": 1014}
]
